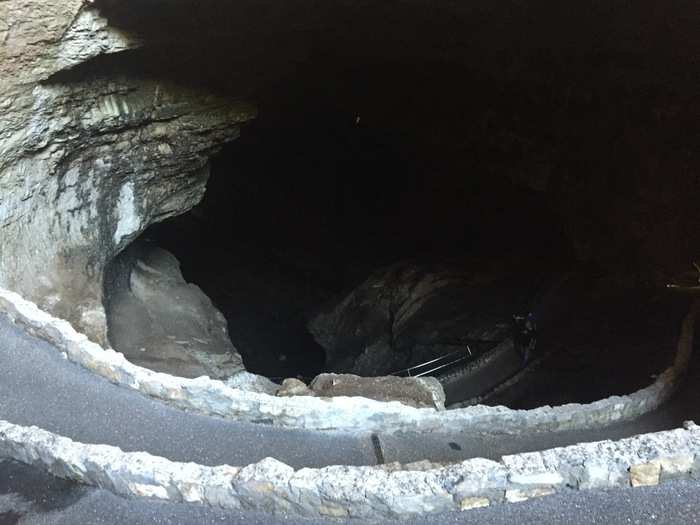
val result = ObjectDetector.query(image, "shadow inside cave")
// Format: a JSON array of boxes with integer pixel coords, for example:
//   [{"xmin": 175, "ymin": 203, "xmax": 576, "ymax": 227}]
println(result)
[{"xmin": 94, "ymin": 0, "xmax": 699, "ymax": 406}]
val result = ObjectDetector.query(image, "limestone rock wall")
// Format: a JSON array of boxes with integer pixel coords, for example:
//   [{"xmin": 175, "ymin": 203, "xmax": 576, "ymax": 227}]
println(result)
[
  {"xmin": 309, "ymin": 259, "xmax": 544, "ymax": 376},
  {"xmin": 0, "ymin": 1, "xmax": 255, "ymax": 343}
]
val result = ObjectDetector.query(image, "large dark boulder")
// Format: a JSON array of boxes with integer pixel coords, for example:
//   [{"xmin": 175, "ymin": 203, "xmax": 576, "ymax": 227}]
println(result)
[{"xmin": 309, "ymin": 258, "xmax": 545, "ymax": 376}]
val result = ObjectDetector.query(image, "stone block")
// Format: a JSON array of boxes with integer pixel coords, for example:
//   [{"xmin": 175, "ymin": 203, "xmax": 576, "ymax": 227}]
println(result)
[
  {"xmin": 629, "ymin": 462, "xmax": 661, "ymax": 487},
  {"xmin": 459, "ymin": 496, "xmax": 490, "ymax": 510},
  {"xmin": 659, "ymin": 455, "xmax": 694, "ymax": 481},
  {"xmin": 276, "ymin": 378, "xmax": 312, "ymax": 397},
  {"xmin": 310, "ymin": 373, "xmax": 445, "ymax": 409},
  {"xmin": 505, "ymin": 487, "xmax": 555, "ymax": 503}
]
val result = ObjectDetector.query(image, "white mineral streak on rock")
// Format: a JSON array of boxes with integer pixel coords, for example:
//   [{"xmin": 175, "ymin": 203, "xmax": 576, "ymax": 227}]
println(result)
[
  {"xmin": 113, "ymin": 182, "xmax": 140, "ymax": 245},
  {"xmin": 54, "ymin": 7, "xmax": 138, "ymax": 75},
  {"xmin": 0, "ymin": 0, "xmax": 255, "ymax": 341}
]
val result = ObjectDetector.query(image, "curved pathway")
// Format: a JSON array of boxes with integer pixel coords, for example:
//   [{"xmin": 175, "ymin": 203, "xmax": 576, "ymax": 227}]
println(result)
[
  {"xmin": 0, "ymin": 315, "xmax": 375, "ymax": 469},
  {"xmin": 1, "ymin": 313, "xmax": 699, "ymax": 470},
  {"xmin": 2, "ymin": 459, "xmax": 699, "ymax": 525}
]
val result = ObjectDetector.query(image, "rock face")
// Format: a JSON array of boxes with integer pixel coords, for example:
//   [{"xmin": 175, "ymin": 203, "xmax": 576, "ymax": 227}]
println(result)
[
  {"xmin": 0, "ymin": 1, "xmax": 255, "ymax": 344},
  {"xmin": 104, "ymin": 242, "xmax": 244, "ymax": 379},
  {"xmin": 309, "ymin": 259, "xmax": 544, "ymax": 376}
]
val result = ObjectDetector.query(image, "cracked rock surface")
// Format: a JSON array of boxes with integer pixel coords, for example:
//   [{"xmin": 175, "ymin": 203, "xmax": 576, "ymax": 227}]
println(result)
[
  {"xmin": 309, "ymin": 258, "xmax": 546, "ymax": 376},
  {"xmin": 104, "ymin": 241, "xmax": 244, "ymax": 379},
  {"xmin": 0, "ymin": 0, "xmax": 255, "ymax": 344}
]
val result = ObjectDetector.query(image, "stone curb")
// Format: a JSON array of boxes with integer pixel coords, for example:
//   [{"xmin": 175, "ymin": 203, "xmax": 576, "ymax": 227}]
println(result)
[
  {"xmin": 0, "ymin": 288, "xmax": 697, "ymax": 434},
  {"xmin": 0, "ymin": 418, "xmax": 698, "ymax": 519}
]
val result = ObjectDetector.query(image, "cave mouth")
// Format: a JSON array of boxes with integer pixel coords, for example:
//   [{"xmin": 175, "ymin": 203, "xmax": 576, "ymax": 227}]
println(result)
[
  {"xmin": 123, "ymin": 88, "xmax": 575, "ymax": 381},
  {"xmin": 97, "ymin": 0, "xmax": 698, "ymax": 405},
  {"xmin": 103, "ymin": 100, "xmax": 687, "ymax": 407}
]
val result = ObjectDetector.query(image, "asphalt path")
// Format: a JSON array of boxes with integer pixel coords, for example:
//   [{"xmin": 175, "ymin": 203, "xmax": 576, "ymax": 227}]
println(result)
[
  {"xmin": 2, "ymin": 312, "xmax": 700, "ymax": 524},
  {"xmin": 2, "ymin": 459, "xmax": 699, "ymax": 525},
  {"xmin": 1, "ymin": 312, "xmax": 699, "ymax": 471},
  {"xmin": 0, "ymin": 315, "xmax": 375, "ymax": 469}
]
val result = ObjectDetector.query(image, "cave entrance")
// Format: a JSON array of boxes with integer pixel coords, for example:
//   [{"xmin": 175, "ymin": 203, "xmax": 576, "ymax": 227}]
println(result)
[
  {"xmin": 104, "ymin": 57, "xmax": 576, "ymax": 386},
  {"xmin": 97, "ymin": 0, "xmax": 698, "ymax": 407}
]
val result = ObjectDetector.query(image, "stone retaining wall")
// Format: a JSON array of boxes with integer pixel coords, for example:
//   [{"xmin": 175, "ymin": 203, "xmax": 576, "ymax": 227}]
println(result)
[
  {"xmin": 0, "ymin": 418, "xmax": 698, "ymax": 519},
  {"xmin": 0, "ymin": 288, "xmax": 697, "ymax": 434}
]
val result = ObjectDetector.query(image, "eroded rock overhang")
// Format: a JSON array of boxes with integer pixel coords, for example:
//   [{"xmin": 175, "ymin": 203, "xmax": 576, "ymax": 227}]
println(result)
[
  {"xmin": 0, "ymin": 1, "xmax": 256, "ymax": 344},
  {"xmin": 3, "ymin": 0, "xmax": 699, "ymax": 350}
]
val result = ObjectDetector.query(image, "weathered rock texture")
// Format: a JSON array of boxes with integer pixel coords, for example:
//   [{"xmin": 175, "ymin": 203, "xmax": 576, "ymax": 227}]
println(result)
[
  {"xmin": 278, "ymin": 373, "xmax": 447, "ymax": 409},
  {"xmin": 311, "ymin": 373, "xmax": 446, "ymax": 409},
  {"xmin": 0, "ymin": 0, "xmax": 255, "ymax": 344},
  {"xmin": 104, "ymin": 242, "xmax": 244, "ymax": 379},
  {"xmin": 309, "ymin": 259, "xmax": 543, "ymax": 376}
]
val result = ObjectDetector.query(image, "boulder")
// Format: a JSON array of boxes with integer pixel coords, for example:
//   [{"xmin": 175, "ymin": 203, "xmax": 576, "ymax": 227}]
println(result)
[
  {"xmin": 309, "ymin": 373, "xmax": 446, "ymax": 410},
  {"xmin": 309, "ymin": 259, "xmax": 542, "ymax": 376},
  {"xmin": 276, "ymin": 378, "xmax": 313, "ymax": 397},
  {"xmin": 105, "ymin": 242, "xmax": 244, "ymax": 379},
  {"xmin": 225, "ymin": 371, "xmax": 280, "ymax": 395}
]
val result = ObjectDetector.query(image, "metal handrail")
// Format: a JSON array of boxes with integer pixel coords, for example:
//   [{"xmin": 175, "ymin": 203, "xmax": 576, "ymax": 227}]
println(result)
[
  {"xmin": 407, "ymin": 355, "xmax": 470, "ymax": 377},
  {"xmin": 391, "ymin": 346, "xmax": 473, "ymax": 377},
  {"xmin": 390, "ymin": 350, "xmax": 462, "ymax": 376},
  {"xmin": 268, "ymin": 346, "xmax": 476, "ymax": 383}
]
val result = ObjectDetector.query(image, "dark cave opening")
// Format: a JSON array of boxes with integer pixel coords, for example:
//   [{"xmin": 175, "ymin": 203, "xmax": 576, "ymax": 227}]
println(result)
[
  {"xmin": 98, "ymin": 0, "xmax": 699, "ymax": 405},
  {"xmin": 129, "ymin": 54, "xmax": 578, "ymax": 381}
]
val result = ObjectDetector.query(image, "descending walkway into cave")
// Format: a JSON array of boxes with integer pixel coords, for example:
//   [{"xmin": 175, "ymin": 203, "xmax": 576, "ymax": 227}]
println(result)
[
  {"xmin": 106, "ymin": 201, "xmax": 692, "ymax": 406},
  {"xmin": 2, "ymin": 313, "xmax": 700, "ymax": 468},
  {"xmin": 2, "ymin": 0, "xmax": 700, "ymax": 520}
]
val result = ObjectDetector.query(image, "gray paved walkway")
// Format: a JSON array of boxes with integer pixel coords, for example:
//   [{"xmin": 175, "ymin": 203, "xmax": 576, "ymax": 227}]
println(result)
[
  {"xmin": 2, "ymin": 459, "xmax": 699, "ymax": 525},
  {"xmin": 0, "ymin": 315, "xmax": 375, "ymax": 469},
  {"xmin": 1, "ymin": 312, "xmax": 699, "ymax": 470}
]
